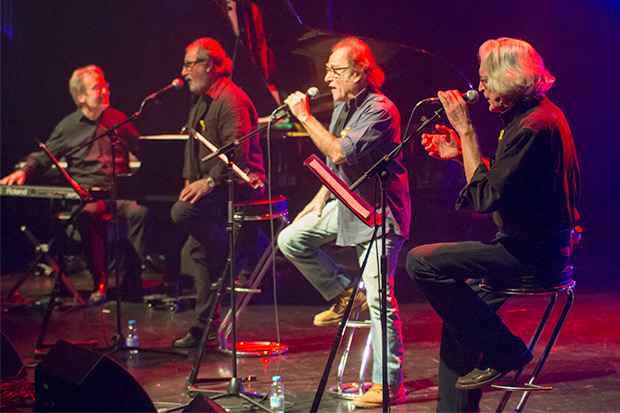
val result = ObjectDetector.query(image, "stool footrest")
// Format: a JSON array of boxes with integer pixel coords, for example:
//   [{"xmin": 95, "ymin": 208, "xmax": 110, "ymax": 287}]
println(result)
[
  {"xmin": 491, "ymin": 382, "xmax": 552, "ymax": 392},
  {"xmin": 228, "ymin": 287, "xmax": 261, "ymax": 293},
  {"xmin": 341, "ymin": 320, "xmax": 371, "ymax": 328},
  {"xmin": 328, "ymin": 382, "xmax": 373, "ymax": 400}
]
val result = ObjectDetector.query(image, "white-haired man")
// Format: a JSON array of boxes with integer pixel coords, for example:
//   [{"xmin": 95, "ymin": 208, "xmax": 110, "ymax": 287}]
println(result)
[{"xmin": 407, "ymin": 38, "xmax": 580, "ymax": 412}]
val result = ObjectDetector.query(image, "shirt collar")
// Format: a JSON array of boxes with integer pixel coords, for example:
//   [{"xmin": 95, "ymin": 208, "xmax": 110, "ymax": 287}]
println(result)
[
  {"xmin": 346, "ymin": 86, "xmax": 372, "ymax": 110},
  {"xmin": 499, "ymin": 96, "xmax": 543, "ymax": 126},
  {"xmin": 79, "ymin": 107, "xmax": 104, "ymax": 124},
  {"xmin": 206, "ymin": 77, "xmax": 230, "ymax": 100}
]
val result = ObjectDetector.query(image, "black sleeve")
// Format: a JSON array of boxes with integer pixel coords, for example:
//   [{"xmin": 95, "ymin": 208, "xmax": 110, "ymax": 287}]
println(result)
[{"xmin": 456, "ymin": 127, "xmax": 545, "ymax": 213}]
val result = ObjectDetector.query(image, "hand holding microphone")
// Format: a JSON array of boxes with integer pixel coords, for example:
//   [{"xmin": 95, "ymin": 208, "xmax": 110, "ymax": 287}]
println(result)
[
  {"xmin": 276, "ymin": 87, "xmax": 320, "ymax": 119},
  {"xmin": 420, "ymin": 89, "xmax": 479, "ymax": 105},
  {"xmin": 429, "ymin": 89, "xmax": 479, "ymax": 139}
]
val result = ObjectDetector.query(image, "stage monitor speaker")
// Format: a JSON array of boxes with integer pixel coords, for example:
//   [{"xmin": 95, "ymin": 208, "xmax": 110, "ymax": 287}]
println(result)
[
  {"xmin": 182, "ymin": 394, "xmax": 227, "ymax": 412},
  {"xmin": 1, "ymin": 331, "xmax": 24, "ymax": 378},
  {"xmin": 34, "ymin": 340, "xmax": 156, "ymax": 412}
]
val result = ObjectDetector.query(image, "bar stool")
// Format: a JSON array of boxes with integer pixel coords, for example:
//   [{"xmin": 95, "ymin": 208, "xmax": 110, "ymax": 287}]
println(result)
[
  {"xmin": 218, "ymin": 194, "xmax": 289, "ymax": 356},
  {"xmin": 480, "ymin": 238, "xmax": 579, "ymax": 412},
  {"xmin": 327, "ymin": 282, "xmax": 373, "ymax": 399},
  {"xmin": 328, "ymin": 318, "xmax": 373, "ymax": 399}
]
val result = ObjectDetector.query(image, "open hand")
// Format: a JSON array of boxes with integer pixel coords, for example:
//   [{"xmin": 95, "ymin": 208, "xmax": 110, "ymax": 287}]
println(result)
[
  {"xmin": 421, "ymin": 124, "xmax": 462, "ymax": 162},
  {"xmin": 0, "ymin": 170, "xmax": 26, "ymax": 185}
]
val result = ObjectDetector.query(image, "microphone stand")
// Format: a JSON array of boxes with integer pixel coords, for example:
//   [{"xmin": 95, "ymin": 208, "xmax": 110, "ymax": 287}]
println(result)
[
  {"xmin": 200, "ymin": 109, "xmax": 289, "ymax": 163},
  {"xmin": 350, "ymin": 104, "xmax": 446, "ymax": 412},
  {"xmin": 67, "ymin": 95, "xmax": 185, "ymax": 356},
  {"xmin": 185, "ymin": 125, "xmax": 273, "ymax": 413},
  {"xmin": 310, "ymin": 103, "xmax": 446, "ymax": 411}
]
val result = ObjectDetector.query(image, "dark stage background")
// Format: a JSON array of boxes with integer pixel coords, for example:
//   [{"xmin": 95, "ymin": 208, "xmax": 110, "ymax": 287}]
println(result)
[{"xmin": 2, "ymin": 0, "xmax": 619, "ymax": 294}]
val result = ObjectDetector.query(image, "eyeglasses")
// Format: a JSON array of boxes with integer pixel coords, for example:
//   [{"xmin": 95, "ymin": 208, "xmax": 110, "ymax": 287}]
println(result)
[
  {"xmin": 183, "ymin": 60, "xmax": 207, "ymax": 70},
  {"xmin": 325, "ymin": 65, "xmax": 349, "ymax": 78},
  {"xmin": 91, "ymin": 82, "xmax": 109, "ymax": 92}
]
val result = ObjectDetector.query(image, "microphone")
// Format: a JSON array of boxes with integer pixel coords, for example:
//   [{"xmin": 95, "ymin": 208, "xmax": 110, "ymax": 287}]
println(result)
[
  {"xmin": 421, "ymin": 90, "xmax": 479, "ymax": 105},
  {"xmin": 147, "ymin": 78, "xmax": 184, "ymax": 100},
  {"xmin": 273, "ymin": 87, "xmax": 320, "ymax": 114}
]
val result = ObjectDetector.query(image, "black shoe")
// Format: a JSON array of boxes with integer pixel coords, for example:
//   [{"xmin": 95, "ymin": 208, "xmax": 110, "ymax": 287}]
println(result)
[
  {"xmin": 107, "ymin": 285, "xmax": 144, "ymax": 303},
  {"xmin": 456, "ymin": 367, "xmax": 506, "ymax": 390},
  {"xmin": 173, "ymin": 327, "xmax": 218, "ymax": 348},
  {"xmin": 456, "ymin": 351, "xmax": 533, "ymax": 390}
]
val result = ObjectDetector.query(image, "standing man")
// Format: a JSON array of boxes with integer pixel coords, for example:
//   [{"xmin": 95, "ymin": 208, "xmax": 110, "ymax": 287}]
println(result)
[
  {"xmin": 171, "ymin": 38, "xmax": 265, "ymax": 348},
  {"xmin": 0, "ymin": 65, "xmax": 147, "ymax": 304},
  {"xmin": 277, "ymin": 37, "xmax": 410, "ymax": 408},
  {"xmin": 407, "ymin": 38, "xmax": 580, "ymax": 412}
]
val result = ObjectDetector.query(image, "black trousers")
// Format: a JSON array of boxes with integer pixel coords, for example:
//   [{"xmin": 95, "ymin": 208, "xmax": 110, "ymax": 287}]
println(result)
[
  {"xmin": 406, "ymin": 231, "xmax": 571, "ymax": 412},
  {"xmin": 171, "ymin": 190, "xmax": 228, "ymax": 330},
  {"xmin": 78, "ymin": 199, "xmax": 147, "ymax": 293}
]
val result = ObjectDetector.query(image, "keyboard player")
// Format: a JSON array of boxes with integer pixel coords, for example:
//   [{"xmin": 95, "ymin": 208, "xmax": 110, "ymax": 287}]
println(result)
[{"xmin": 1, "ymin": 65, "xmax": 146, "ymax": 305}]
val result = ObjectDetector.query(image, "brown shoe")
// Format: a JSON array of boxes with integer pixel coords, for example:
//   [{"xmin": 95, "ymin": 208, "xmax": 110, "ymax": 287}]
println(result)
[
  {"xmin": 313, "ymin": 288, "xmax": 368, "ymax": 326},
  {"xmin": 352, "ymin": 383, "xmax": 407, "ymax": 408}
]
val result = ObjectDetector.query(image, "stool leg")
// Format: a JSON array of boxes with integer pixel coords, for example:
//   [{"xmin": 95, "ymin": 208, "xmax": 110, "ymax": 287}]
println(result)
[
  {"xmin": 357, "ymin": 328, "xmax": 373, "ymax": 396},
  {"xmin": 514, "ymin": 289, "xmax": 574, "ymax": 412},
  {"xmin": 218, "ymin": 216, "xmax": 287, "ymax": 346},
  {"xmin": 335, "ymin": 327, "xmax": 357, "ymax": 393},
  {"xmin": 496, "ymin": 294, "xmax": 558, "ymax": 412}
]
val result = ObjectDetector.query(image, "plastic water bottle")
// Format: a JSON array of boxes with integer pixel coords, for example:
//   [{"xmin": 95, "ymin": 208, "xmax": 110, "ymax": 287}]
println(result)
[
  {"xmin": 126, "ymin": 320, "xmax": 139, "ymax": 354},
  {"xmin": 269, "ymin": 375, "xmax": 285, "ymax": 413}
]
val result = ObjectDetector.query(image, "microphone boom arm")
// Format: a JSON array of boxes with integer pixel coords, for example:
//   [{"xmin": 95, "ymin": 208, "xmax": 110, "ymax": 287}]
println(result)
[
  {"xmin": 201, "ymin": 109, "xmax": 290, "ymax": 162},
  {"xmin": 350, "ymin": 105, "xmax": 445, "ymax": 191}
]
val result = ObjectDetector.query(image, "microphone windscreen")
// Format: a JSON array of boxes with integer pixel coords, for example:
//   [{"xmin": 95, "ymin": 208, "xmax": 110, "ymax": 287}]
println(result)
[
  {"xmin": 464, "ymin": 89, "xmax": 479, "ymax": 103},
  {"xmin": 306, "ymin": 87, "xmax": 320, "ymax": 98},
  {"xmin": 172, "ymin": 78, "xmax": 184, "ymax": 89}
]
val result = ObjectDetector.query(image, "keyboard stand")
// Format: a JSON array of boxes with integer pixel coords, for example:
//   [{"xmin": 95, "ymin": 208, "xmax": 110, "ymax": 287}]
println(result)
[{"xmin": 5, "ymin": 224, "xmax": 85, "ymax": 307}]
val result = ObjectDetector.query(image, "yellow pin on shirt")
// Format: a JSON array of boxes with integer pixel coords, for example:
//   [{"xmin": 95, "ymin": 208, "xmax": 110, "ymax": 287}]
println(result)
[
  {"xmin": 200, "ymin": 119, "xmax": 206, "ymax": 131},
  {"xmin": 498, "ymin": 129, "xmax": 504, "ymax": 141},
  {"xmin": 340, "ymin": 127, "xmax": 351, "ymax": 139}
]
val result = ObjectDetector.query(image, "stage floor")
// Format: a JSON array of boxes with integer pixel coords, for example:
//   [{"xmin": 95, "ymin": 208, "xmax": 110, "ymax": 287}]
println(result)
[{"xmin": 2, "ymin": 262, "xmax": 619, "ymax": 412}]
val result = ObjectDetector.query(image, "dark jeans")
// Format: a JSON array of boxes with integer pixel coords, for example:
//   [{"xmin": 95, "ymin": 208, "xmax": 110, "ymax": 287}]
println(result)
[
  {"xmin": 78, "ymin": 199, "xmax": 147, "ymax": 293},
  {"xmin": 406, "ymin": 232, "xmax": 571, "ymax": 412},
  {"xmin": 171, "ymin": 190, "xmax": 228, "ymax": 330}
]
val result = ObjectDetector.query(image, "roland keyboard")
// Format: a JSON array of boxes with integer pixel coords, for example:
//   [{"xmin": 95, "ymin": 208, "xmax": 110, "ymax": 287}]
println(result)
[{"xmin": 0, "ymin": 184, "xmax": 81, "ymax": 200}]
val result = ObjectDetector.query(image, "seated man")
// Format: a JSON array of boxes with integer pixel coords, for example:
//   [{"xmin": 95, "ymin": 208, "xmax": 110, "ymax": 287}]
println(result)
[
  {"xmin": 277, "ymin": 37, "xmax": 411, "ymax": 408},
  {"xmin": 171, "ymin": 38, "xmax": 265, "ymax": 348},
  {"xmin": 406, "ymin": 38, "xmax": 580, "ymax": 412},
  {"xmin": 1, "ymin": 65, "xmax": 146, "ymax": 303}
]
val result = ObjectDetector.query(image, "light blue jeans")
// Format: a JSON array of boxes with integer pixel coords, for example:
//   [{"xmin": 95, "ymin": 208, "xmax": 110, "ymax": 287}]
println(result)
[{"xmin": 277, "ymin": 200, "xmax": 405, "ymax": 389}]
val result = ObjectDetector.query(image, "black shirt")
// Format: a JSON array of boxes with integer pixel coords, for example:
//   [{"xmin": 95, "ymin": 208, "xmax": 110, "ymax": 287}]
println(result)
[
  {"xmin": 22, "ymin": 107, "xmax": 140, "ymax": 190},
  {"xmin": 184, "ymin": 77, "xmax": 265, "ymax": 187},
  {"xmin": 456, "ymin": 96, "xmax": 580, "ymax": 237}
]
